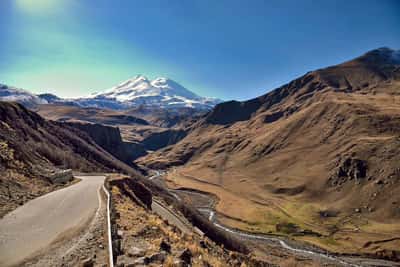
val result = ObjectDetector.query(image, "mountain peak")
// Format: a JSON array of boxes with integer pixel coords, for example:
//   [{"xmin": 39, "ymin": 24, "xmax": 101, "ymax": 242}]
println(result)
[
  {"xmin": 361, "ymin": 47, "xmax": 400, "ymax": 65},
  {"xmin": 85, "ymin": 75, "xmax": 221, "ymax": 110},
  {"xmin": 131, "ymin": 74, "xmax": 149, "ymax": 82}
]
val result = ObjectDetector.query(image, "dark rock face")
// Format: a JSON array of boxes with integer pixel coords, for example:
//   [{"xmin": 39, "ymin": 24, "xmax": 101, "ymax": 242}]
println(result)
[
  {"xmin": 337, "ymin": 158, "xmax": 367, "ymax": 180},
  {"xmin": 205, "ymin": 100, "xmax": 263, "ymax": 125},
  {"xmin": 37, "ymin": 93, "xmax": 61, "ymax": 103},
  {"xmin": 142, "ymin": 129, "xmax": 187, "ymax": 151},
  {"xmin": 329, "ymin": 158, "xmax": 368, "ymax": 186},
  {"xmin": 67, "ymin": 122, "xmax": 146, "ymax": 166}
]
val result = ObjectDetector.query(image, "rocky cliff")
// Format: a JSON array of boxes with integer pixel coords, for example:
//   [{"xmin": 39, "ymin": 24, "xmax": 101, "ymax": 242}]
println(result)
[
  {"xmin": 141, "ymin": 129, "xmax": 187, "ymax": 151},
  {"xmin": 67, "ymin": 122, "xmax": 146, "ymax": 167}
]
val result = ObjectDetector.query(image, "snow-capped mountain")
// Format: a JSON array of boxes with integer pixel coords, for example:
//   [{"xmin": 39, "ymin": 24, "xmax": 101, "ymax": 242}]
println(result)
[
  {"xmin": 0, "ymin": 84, "xmax": 48, "ymax": 108},
  {"xmin": 82, "ymin": 75, "xmax": 220, "ymax": 110},
  {"xmin": 0, "ymin": 76, "xmax": 221, "ymax": 110}
]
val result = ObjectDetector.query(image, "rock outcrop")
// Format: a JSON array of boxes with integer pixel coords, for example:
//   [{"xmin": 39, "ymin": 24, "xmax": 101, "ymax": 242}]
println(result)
[
  {"xmin": 142, "ymin": 129, "xmax": 187, "ymax": 151},
  {"xmin": 67, "ymin": 122, "xmax": 146, "ymax": 167}
]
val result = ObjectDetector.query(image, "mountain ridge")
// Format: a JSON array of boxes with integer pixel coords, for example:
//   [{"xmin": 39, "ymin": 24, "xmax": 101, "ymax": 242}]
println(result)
[
  {"xmin": 0, "ymin": 76, "xmax": 221, "ymax": 111},
  {"xmin": 137, "ymin": 47, "xmax": 400, "ymax": 257}
]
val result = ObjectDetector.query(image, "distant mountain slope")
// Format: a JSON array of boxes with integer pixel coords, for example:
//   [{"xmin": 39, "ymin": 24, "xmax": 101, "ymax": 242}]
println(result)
[
  {"xmin": 1, "ymin": 76, "xmax": 220, "ymax": 111},
  {"xmin": 0, "ymin": 84, "xmax": 48, "ymax": 108},
  {"xmin": 35, "ymin": 103, "xmax": 194, "ymax": 149},
  {"xmin": 36, "ymin": 104, "xmax": 149, "ymax": 126},
  {"xmin": 138, "ymin": 48, "xmax": 400, "ymax": 257}
]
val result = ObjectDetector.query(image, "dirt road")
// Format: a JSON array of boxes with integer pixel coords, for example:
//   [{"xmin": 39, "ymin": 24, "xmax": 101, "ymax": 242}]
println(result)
[{"xmin": 0, "ymin": 175, "xmax": 106, "ymax": 267}]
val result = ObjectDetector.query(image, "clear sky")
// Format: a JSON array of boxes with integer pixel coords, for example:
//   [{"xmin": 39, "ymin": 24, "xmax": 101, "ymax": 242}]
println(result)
[{"xmin": 0, "ymin": 0, "xmax": 399, "ymax": 100}]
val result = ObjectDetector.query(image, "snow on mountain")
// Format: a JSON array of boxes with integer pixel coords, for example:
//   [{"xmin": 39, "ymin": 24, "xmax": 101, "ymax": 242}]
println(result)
[
  {"xmin": 0, "ymin": 84, "xmax": 48, "ymax": 107},
  {"xmin": 84, "ymin": 75, "xmax": 220, "ymax": 110},
  {"xmin": 0, "ymin": 76, "xmax": 220, "ymax": 111}
]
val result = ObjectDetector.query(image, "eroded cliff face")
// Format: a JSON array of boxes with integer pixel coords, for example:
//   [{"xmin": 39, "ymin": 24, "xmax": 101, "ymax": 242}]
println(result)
[
  {"xmin": 67, "ymin": 122, "xmax": 146, "ymax": 167},
  {"xmin": 141, "ymin": 129, "xmax": 187, "ymax": 151}
]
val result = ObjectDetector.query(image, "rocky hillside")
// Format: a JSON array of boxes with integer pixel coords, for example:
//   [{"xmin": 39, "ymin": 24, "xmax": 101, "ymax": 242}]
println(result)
[
  {"xmin": 36, "ymin": 102, "xmax": 199, "ymax": 154},
  {"xmin": 138, "ymin": 48, "xmax": 400, "ymax": 256},
  {"xmin": 67, "ymin": 122, "xmax": 147, "ymax": 166},
  {"xmin": 0, "ymin": 102, "xmax": 141, "ymax": 216},
  {"xmin": 141, "ymin": 129, "xmax": 187, "ymax": 151}
]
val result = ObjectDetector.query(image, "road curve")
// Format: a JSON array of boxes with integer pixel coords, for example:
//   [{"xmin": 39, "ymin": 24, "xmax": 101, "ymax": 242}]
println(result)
[
  {"xmin": 151, "ymin": 200, "xmax": 192, "ymax": 234},
  {"xmin": 0, "ymin": 175, "xmax": 106, "ymax": 267}
]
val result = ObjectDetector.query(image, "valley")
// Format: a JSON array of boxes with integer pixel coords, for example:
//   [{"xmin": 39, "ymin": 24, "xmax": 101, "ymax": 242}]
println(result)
[
  {"xmin": 1, "ymin": 47, "xmax": 400, "ymax": 266},
  {"xmin": 138, "ymin": 48, "xmax": 400, "ymax": 261}
]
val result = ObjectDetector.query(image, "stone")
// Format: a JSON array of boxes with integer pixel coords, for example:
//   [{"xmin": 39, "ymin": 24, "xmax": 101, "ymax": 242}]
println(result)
[
  {"xmin": 178, "ymin": 248, "xmax": 192, "ymax": 264},
  {"xmin": 116, "ymin": 255, "xmax": 136, "ymax": 267},
  {"xmin": 98, "ymin": 244, "xmax": 104, "ymax": 249},
  {"xmin": 355, "ymin": 208, "xmax": 360, "ymax": 213},
  {"xmin": 133, "ymin": 257, "xmax": 148, "ymax": 265},
  {"xmin": 148, "ymin": 252, "xmax": 166, "ymax": 263},
  {"xmin": 81, "ymin": 258, "xmax": 94, "ymax": 267},
  {"xmin": 174, "ymin": 259, "xmax": 189, "ymax": 267},
  {"xmin": 368, "ymin": 207, "xmax": 374, "ymax": 212},
  {"xmin": 159, "ymin": 240, "xmax": 171, "ymax": 253},
  {"xmin": 127, "ymin": 246, "xmax": 145, "ymax": 257},
  {"xmin": 117, "ymin": 230, "xmax": 124, "ymax": 237},
  {"xmin": 199, "ymin": 240, "xmax": 207, "ymax": 248}
]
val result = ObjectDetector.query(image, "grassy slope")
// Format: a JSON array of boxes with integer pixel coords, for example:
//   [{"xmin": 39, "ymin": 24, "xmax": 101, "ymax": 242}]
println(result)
[{"xmin": 138, "ymin": 50, "xmax": 400, "ymax": 256}]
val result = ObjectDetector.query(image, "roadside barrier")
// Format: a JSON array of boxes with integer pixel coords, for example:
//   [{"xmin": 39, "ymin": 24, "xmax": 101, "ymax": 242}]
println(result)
[{"xmin": 102, "ymin": 185, "xmax": 114, "ymax": 267}]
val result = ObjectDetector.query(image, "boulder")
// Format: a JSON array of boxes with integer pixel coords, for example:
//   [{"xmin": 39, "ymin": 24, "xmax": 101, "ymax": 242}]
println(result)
[
  {"xmin": 127, "ymin": 246, "xmax": 146, "ymax": 257},
  {"xmin": 178, "ymin": 248, "xmax": 192, "ymax": 265},
  {"xmin": 148, "ymin": 252, "xmax": 166, "ymax": 263},
  {"xmin": 81, "ymin": 258, "xmax": 94, "ymax": 267},
  {"xmin": 159, "ymin": 240, "xmax": 171, "ymax": 253},
  {"xmin": 116, "ymin": 255, "xmax": 136, "ymax": 267}
]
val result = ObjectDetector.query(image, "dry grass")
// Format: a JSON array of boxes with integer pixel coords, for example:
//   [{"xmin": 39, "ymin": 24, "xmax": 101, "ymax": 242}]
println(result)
[
  {"xmin": 280, "ymin": 257, "xmax": 322, "ymax": 267},
  {"xmin": 143, "ymin": 89, "xmax": 400, "ymax": 256},
  {"xmin": 111, "ymin": 185, "xmax": 247, "ymax": 266}
]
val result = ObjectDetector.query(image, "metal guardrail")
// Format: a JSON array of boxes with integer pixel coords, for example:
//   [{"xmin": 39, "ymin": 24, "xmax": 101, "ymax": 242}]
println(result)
[{"xmin": 102, "ymin": 185, "xmax": 114, "ymax": 267}]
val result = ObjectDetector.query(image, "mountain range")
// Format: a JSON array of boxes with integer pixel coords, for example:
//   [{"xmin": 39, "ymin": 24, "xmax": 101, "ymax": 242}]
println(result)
[
  {"xmin": 0, "ymin": 76, "xmax": 221, "ymax": 110},
  {"xmin": 138, "ymin": 47, "xmax": 400, "ymax": 257},
  {"xmin": 1, "ymin": 47, "xmax": 400, "ymax": 263}
]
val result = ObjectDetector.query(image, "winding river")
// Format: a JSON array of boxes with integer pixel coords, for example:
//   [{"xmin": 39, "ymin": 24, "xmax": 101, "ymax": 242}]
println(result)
[{"xmin": 150, "ymin": 170, "xmax": 398, "ymax": 267}]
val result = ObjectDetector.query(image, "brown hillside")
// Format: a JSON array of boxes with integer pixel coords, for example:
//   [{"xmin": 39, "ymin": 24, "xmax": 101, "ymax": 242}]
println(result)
[
  {"xmin": 138, "ymin": 48, "xmax": 400, "ymax": 256},
  {"xmin": 0, "ymin": 102, "xmax": 141, "ymax": 216}
]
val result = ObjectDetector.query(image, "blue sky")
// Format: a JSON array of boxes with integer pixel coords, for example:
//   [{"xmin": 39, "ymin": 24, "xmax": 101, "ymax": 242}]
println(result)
[{"xmin": 0, "ymin": 0, "xmax": 399, "ymax": 100}]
